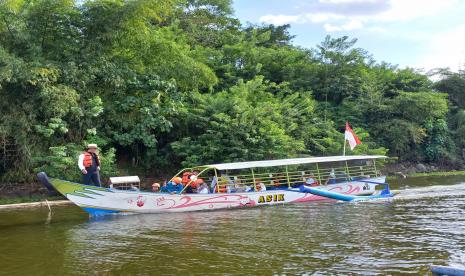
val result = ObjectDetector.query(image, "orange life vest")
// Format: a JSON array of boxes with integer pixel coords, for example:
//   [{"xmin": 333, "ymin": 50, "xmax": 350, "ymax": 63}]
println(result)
[
  {"xmin": 182, "ymin": 172, "xmax": 192, "ymax": 185},
  {"xmin": 82, "ymin": 152, "xmax": 100, "ymax": 168},
  {"xmin": 216, "ymin": 184, "xmax": 227, "ymax": 193},
  {"xmin": 190, "ymin": 178, "xmax": 204, "ymax": 189}
]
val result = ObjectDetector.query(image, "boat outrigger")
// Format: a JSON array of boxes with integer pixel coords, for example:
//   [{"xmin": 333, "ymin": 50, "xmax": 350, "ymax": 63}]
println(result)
[{"xmin": 38, "ymin": 155, "xmax": 393, "ymax": 216}]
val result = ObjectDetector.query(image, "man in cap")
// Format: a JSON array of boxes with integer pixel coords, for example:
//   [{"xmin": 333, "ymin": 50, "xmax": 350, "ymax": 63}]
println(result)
[{"xmin": 78, "ymin": 144, "xmax": 101, "ymax": 186}]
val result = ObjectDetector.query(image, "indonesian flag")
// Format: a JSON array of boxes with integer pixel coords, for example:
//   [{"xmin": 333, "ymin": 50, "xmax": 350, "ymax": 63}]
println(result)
[{"xmin": 345, "ymin": 122, "xmax": 361, "ymax": 150}]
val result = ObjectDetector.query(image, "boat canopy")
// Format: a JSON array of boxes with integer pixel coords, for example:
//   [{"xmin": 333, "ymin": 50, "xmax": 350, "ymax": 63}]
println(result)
[{"xmin": 205, "ymin": 155, "xmax": 386, "ymax": 171}]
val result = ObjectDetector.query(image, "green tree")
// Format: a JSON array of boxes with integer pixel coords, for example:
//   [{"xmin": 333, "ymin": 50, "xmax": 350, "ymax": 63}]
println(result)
[
  {"xmin": 171, "ymin": 77, "xmax": 308, "ymax": 166},
  {"xmin": 435, "ymin": 72, "xmax": 465, "ymax": 109}
]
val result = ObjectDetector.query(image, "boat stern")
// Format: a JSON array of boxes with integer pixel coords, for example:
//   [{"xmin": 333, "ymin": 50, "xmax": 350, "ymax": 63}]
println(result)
[{"xmin": 37, "ymin": 172, "xmax": 109, "ymax": 201}]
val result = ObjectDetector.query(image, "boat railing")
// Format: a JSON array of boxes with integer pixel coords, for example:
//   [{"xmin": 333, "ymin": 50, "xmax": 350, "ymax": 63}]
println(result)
[
  {"xmin": 211, "ymin": 164, "xmax": 379, "ymax": 191},
  {"xmin": 178, "ymin": 166, "xmax": 213, "ymax": 194}
]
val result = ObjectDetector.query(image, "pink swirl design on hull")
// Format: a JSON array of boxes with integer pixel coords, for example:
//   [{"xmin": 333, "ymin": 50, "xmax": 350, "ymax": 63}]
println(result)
[{"xmin": 154, "ymin": 194, "xmax": 252, "ymax": 210}]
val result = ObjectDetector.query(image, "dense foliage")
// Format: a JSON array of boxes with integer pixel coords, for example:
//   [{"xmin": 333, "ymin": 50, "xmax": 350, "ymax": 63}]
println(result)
[{"xmin": 0, "ymin": 0, "xmax": 463, "ymax": 181}]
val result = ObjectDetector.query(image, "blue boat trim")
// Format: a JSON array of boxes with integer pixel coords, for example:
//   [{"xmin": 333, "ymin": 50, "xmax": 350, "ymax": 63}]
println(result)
[
  {"xmin": 299, "ymin": 185, "xmax": 357, "ymax": 201},
  {"xmin": 82, "ymin": 207, "xmax": 121, "ymax": 216},
  {"xmin": 431, "ymin": 265, "xmax": 465, "ymax": 276},
  {"xmin": 299, "ymin": 185, "xmax": 393, "ymax": 202}
]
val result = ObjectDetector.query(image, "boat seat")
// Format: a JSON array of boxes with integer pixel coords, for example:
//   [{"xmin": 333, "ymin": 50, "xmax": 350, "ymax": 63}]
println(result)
[{"xmin": 109, "ymin": 176, "xmax": 140, "ymax": 190}]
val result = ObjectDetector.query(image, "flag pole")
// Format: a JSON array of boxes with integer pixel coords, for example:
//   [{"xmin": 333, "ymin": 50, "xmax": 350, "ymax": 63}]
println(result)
[
  {"xmin": 343, "ymin": 138, "xmax": 346, "ymax": 156},
  {"xmin": 343, "ymin": 121, "xmax": 347, "ymax": 156}
]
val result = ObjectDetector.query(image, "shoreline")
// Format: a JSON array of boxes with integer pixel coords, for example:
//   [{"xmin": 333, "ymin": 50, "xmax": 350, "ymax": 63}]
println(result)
[
  {"xmin": 0, "ymin": 199, "xmax": 71, "ymax": 209},
  {"xmin": 385, "ymin": 170, "xmax": 465, "ymax": 180}
]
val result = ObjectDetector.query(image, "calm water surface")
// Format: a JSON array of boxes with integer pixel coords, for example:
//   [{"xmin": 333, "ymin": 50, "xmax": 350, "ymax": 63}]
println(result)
[{"xmin": 1, "ymin": 176, "xmax": 465, "ymax": 275}]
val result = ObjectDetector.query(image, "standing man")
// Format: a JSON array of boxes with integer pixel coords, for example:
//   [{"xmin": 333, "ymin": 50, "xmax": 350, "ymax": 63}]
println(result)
[{"xmin": 78, "ymin": 144, "xmax": 101, "ymax": 186}]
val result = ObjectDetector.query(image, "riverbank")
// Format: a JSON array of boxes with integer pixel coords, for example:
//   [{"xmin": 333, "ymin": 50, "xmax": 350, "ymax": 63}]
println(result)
[
  {"xmin": 0, "ymin": 199, "xmax": 71, "ymax": 209},
  {"xmin": 0, "ymin": 195, "xmax": 65, "ymax": 206},
  {"xmin": 383, "ymin": 161, "xmax": 465, "ymax": 178}
]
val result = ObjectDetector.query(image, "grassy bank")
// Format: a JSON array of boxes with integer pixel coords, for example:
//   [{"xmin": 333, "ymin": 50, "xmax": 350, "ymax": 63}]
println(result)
[
  {"xmin": 0, "ymin": 195, "xmax": 65, "ymax": 205},
  {"xmin": 386, "ymin": 170, "xmax": 465, "ymax": 180},
  {"xmin": 407, "ymin": 170, "xmax": 465, "ymax": 177}
]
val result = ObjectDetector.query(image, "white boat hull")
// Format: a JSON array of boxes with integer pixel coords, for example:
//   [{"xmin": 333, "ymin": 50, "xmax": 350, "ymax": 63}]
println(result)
[{"xmin": 47, "ymin": 176, "xmax": 386, "ymax": 215}]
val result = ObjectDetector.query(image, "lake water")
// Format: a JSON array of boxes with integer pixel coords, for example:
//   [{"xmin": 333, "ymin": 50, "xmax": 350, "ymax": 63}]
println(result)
[{"xmin": 1, "ymin": 176, "xmax": 465, "ymax": 275}]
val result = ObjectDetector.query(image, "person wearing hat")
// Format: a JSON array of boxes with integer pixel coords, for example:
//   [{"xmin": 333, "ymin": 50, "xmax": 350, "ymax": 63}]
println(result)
[
  {"xmin": 160, "ymin": 177, "xmax": 183, "ymax": 194},
  {"xmin": 78, "ymin": 144, "xmax": 101, "ymax": 186}
]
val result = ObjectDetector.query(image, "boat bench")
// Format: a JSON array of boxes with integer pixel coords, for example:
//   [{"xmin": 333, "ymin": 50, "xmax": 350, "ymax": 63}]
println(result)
[{"xmin": 109, "ymin": 176, "xmax": 140, "ymax": 191}]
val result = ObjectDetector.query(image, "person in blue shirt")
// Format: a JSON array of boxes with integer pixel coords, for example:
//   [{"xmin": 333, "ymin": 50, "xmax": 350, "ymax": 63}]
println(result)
[{"xmin": 160, "ymin": 177, "xmax": 184, "ymax": 194}]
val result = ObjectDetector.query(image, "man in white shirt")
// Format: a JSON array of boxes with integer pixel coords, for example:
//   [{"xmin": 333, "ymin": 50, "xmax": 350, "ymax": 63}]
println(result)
[
  {"xmin": 78, "ymin": 144, "xmax": 101, "ymax": 186},
  {"xmin": 258, "ymin": 182, "xmax": 267, "ymax": 191},
  {"xmin": 197, "ymin": 183, "xmax": 209, "ymax": 194}
]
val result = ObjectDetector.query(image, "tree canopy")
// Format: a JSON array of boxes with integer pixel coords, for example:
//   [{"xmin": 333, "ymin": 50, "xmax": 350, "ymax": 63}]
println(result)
[{"xmin": 0, "ymin": 0, "xmax": 463, "ymax": 181}]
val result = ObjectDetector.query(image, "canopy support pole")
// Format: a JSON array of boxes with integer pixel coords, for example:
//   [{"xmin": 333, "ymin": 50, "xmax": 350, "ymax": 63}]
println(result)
[
  {"xmin": 285, "ymin": 166, "xmax": 291, "ymax": 188},
  {"xmin": 345, "ymin": 161, "xmax": 351, "ymax": 181},
  {"xmin": 315, "ymin": 163, "xmax": 322, "ymax": 185},
  {"xmin": 179, "ymin": 167, "xmax": 211, "ymax": 194},
  {"xmin": 251, "ymin": 168, "xmax": 257, "ymax": 191},
  {"xmin": 214, "ymin": 169, "xmax": 219, "ymax": 193}
]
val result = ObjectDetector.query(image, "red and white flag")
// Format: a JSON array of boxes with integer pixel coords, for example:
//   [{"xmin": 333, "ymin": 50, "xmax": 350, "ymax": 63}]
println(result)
[{"xmin": 344, "ymin": 122, "xmax": 361, "ymax": 150}]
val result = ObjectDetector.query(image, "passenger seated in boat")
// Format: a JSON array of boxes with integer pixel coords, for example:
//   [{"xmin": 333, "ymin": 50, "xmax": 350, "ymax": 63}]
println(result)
[
  {"xmin": 256, "ymin": 181, "xmax": 267, "ymax": 191},
  {"xmin": 197, "ymin": 182, "xmax": 209, "ymax": 194},
  {"xmin": 152, "ymin": 182, "xmax": 160, "ymax": 192},
  {"xmin": 214, "ymin": 184, "xmax": 229, "ymax": 193},
  {"xmin": 234, "ymin": 185, "xmax": 245, "ymax": 192},
  {"xmin": 305, "ymin": 175, "xmax": 319, "ymax": 186},
  {"xmin": 212, "ymin": 175, "xmax": 230, "ymax": 193},
  {"xmin": 181, "ymin": 170, "xmax": 196, "ymax": 186},
  {"xmin": 190, "ymin": 178, "xmax": 205, "ymax": 193},
  {"xmin": 189, "ymin": 170, "xmax": 200, "ymax": 182},
  {"xmin": 325, "ymin": 169, "xmax": 337, "ymax": 185},
  {"xmin": 325, "ymin": 169, "xmax": 349, "ymax": 184},
  {"xmin": 231, "ymin": 178, "xmax": 251, "ymax": 192},
  {"xmin": 183, "ymin": 170, "xmax": 203, "ymax": 193},
  {"xmin": 160, "ymin": 177, "xmax": 183, "ymax": 194},
  {"xmin": 272, "ymin": 175, "xmax": 286, "ymax": 188}
]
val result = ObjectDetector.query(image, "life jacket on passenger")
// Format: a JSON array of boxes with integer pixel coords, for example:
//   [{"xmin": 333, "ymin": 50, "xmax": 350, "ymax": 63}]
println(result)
[
  {"xmin": 82, "ymin": 151, "xmax": 100, "ymax": 168},
  {"xmin": 215, "ymin": 184, "xmax": 227, "ymax": 193},
  {"xmin": 191, "ymin": 178, "xmax": 204, "ymax": 189},
  {"xmin": 182, "ymin": 171, "xmax": 192, "ymax": 185}
]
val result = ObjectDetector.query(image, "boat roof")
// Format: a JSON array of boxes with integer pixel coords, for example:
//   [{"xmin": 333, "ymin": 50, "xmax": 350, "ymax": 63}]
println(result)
[{"xmin": 205, "ymin": 155, "xmax": 386, "ymax": 171}]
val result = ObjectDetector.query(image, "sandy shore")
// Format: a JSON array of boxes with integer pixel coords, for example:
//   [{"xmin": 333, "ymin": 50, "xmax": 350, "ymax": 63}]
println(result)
[{"xmin": 0, "ymin": 200, "xmax": 72, "ymax": 209}]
